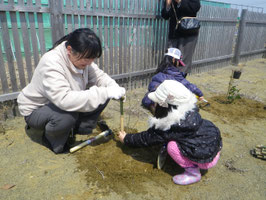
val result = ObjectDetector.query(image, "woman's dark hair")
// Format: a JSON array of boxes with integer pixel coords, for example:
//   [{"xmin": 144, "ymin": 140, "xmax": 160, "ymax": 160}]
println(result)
[
  {"xmin": 51, "ymin": 28, "xmax": 102, "ymax": 59},
  {"xmin": 156, "ymin": 55, "xmax": 175, "ymax": 73},
  {"xmin": 154, "ymin": 104, "xmax": 177, "ymax": 119}
]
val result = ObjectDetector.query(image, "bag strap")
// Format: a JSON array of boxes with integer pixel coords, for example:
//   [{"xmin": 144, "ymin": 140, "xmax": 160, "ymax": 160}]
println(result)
[
  {"xmin": 171, "ymin": 2, "xmax": 179, "ymax": 29},
  {"xmin": 181, "ymin": 17, "xmax": 197, "ymax": 19},
  {"xmin": 171, "ymin": 3, "xmax": 197, "ymax": 22}
]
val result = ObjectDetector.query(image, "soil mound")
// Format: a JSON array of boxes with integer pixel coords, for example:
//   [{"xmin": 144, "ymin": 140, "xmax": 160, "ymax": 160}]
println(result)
[
  {"xmin": 75, "ymin": 95, "xmax": 266, "ymax": 198},
  {"xmin": 200, "ymin": 95, "xmax": 266, "ymax": 122}
]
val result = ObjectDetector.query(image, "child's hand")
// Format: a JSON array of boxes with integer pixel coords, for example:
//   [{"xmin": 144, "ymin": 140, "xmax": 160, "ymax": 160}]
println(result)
[
  {"xmin": 117, "ymin": 131, "xmax": 127, "ymax": 143},
  {"xmin": 149, "ymin": 104, "xmax": 156, "ymax": 115},
  {"xmin": 198, "ymin": 96, "xmax": 204, "ymax": 101}
]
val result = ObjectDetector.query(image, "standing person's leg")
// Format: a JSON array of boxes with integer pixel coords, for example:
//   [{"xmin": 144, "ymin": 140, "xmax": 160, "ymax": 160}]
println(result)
[
  {"xmin": 74, "ymin": 100, "xmax": 109, "ymax": 134},
  {"xmin": 167, "ymin": 38, "xmax": 178, "ymax": 48},
  {"xmin": 25, "ymin": 103, "xmax": 78, "ymax": 153},
  {"xmin": 174, "ymin": 34, "xmax": 199, "ymax": 74}
]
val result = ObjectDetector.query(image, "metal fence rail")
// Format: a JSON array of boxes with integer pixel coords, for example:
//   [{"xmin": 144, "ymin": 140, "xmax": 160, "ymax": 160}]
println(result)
[
  {"xmin": 240, "ymin": 11, "xmax": 266, "ymax": 58},
  {"xmin": 233, "ymin": 10, "xmax": 266, "ymax": 65},
  {"xmin": 0, "ymin": 0, "xmax": 266, "ymax": 102},
  {"xmin": 192, "ymin": 5, "xmax": 239, "ymax": 73}
]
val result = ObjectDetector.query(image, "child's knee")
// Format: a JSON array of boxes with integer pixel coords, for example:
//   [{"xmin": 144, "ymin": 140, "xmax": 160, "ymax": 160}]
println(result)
[{"xmin": 167, "ymin": 141, "xmax": 178, "ymax": 154}]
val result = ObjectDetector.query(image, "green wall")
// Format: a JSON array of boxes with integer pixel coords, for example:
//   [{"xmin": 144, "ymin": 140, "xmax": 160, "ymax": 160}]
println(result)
[
  {"xmin": 1, "ymin": 0, "xmax": 232, "ymax": 53},
  {"xmin": 201, "ymin": 0, "xmax": 231, "ymax": 8}
]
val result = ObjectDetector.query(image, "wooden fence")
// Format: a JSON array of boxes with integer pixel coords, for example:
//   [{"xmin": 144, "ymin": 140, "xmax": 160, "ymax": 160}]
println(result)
[{"xmin": 0, "ymin": 0, "xmax": 266, "ymax": 102}]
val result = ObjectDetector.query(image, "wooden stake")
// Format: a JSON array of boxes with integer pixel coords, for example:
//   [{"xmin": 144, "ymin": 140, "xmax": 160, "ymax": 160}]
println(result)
[
  {"xmin": 227, "ymin": 70, "xmax": 234, "ymax": 97},
  {"xmin": 120, "ymin": 96, "xmax": 125, "ymax": 132}
]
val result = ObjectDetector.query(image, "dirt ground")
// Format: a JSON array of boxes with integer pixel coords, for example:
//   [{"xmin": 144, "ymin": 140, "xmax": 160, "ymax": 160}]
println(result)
[{"xmin": 0, "ymin": 58, "xmax": 266, "ymax": 200}]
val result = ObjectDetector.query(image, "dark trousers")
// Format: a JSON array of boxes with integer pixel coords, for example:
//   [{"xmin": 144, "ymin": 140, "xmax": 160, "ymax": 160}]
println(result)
[
  {"xmin": 25, "ymin": 101, "xmax": 109, "ymax": 153},
  {"xmin": 168, "ymin": 33, "xmax": 199, "ymax": 74}
]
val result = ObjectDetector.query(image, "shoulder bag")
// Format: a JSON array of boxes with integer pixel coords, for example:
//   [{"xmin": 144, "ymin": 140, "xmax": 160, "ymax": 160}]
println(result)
[{"xmin": 172, "ymin": 3, "xmax": 200, "ymax": 35}]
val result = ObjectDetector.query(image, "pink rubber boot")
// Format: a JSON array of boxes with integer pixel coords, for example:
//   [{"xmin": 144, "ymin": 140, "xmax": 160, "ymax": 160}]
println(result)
[{"xmin": 173, "ymin": 167, "xmax": 201, "ymax": 185}]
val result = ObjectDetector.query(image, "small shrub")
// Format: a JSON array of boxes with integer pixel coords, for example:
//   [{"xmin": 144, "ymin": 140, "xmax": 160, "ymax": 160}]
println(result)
[{"xmin": 227, "ymin": 85, "xmax": 241, "ymax": 103}]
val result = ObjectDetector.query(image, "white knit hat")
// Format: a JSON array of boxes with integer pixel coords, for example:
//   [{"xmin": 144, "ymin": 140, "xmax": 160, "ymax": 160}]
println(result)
[
  {"xmin": 148, "ymin": 80, "xmax": 193, "ymax": 107},
  {"xmin": 164, "ymin": 48, "xmax": 185, "ymax": 66}
]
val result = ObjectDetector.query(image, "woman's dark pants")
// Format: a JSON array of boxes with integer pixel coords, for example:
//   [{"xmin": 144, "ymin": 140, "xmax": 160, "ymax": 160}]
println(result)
[{"xmin": 24, "ymin": 101, "xmax": 109, "ymax": 154}]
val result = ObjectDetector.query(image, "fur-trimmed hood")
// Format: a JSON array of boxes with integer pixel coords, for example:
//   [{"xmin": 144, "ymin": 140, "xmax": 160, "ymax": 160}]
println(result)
[{"xmin": 148, "ymin": 102, "xmax": 197, "ymax": 131}]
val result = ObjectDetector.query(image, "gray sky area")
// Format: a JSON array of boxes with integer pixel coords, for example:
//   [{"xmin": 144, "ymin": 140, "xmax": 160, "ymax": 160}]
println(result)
[{"xmin": 211, "ymin": 0, "xmax": 266, "ymax": 13}]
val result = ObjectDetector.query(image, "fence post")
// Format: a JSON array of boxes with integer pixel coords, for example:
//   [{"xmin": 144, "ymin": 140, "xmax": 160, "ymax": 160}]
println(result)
[
  {"xmin": 232, "ymin": 9, "xmax": 247, "ymax": 65},
  {"xmin": 49, "ymin": 0, "xmax": 64, "ymax": 45}
]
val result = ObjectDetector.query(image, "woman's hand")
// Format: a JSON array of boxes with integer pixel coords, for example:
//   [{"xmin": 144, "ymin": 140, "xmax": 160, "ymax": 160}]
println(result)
[
  {"xmin": 117, "ymin": 131, "xmax": 127, "ymax": 143},
  {"xmin": 107, "ymin": 86, "xmax": 126, "ymax": 100},
  {"xmin": 166, "ymin": 0, "xmax": 181, "ymax": 8},
  {"xmin": 169, "ymin": 0, "xmax": 181, "ymax": 4},
  {"xmin": 166, "ymin": 0, "xmax": 172, "ymax": 6}
]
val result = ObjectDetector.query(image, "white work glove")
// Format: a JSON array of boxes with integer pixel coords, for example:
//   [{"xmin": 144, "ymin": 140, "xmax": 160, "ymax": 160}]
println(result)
[{"xmin": 107, "ymin": 86, "xmax": 126, "ymax": 100}]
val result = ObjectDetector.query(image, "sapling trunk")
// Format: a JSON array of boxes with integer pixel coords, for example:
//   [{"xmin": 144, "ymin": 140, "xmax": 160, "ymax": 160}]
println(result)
[{"xmin": 120, "ymin": 96, "xmax": 125, "ymax": 132}]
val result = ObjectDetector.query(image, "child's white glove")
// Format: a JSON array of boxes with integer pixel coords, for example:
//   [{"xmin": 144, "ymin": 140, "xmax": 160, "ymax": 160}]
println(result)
[{"xmin": 107, "ymin": 86, "xmax": 126, "ymax": 100}]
